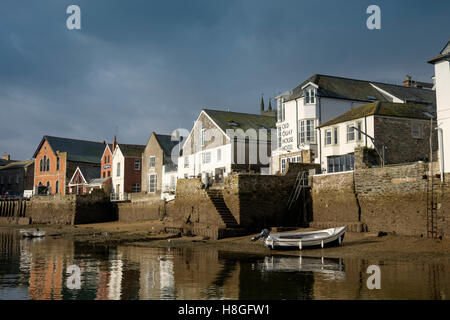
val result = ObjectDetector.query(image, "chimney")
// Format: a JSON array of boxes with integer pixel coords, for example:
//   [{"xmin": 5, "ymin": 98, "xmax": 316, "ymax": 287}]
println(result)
[
  {"xmin": 112, "ymin": 136, "xmax": 117, "ymax": 151},
  {"xmin": 2, "ymin": 154, "xmax": 10, "ymax": 161}
]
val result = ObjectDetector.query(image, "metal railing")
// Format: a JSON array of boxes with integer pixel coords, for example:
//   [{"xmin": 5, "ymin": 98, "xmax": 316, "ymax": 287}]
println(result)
[{"xmin": 110, "ymin": 193, "xmax": 129, "ymax": 202}]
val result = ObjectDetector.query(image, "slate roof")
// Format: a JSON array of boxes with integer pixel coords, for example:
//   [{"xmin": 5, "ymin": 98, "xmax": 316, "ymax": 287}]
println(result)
[
  {"xmin": 154, "ymin": 133, "xmax": 181, "ymax": 157},
  {"xmin": 78, "ymin": 166, "xmax": 101, "ymax": 183},
  {"xmin": 0, "ymin": 159, "xmax": 15, "ymax": 167},
  {"xmin": 118, "ymin": 144, "xmax": 146, "ymax": 158},
  {"xmin": 428, "ymin": 40, "xmax": 450, "ymax": 64},
  {"xmin": 318, "ymin": 102, "xmax": 436, "ymax": 128},
  {"xmin": 0, "ymin": 160, "xmax": 34, "ymax": 170},
  {"xmin": 284, "ymin": 74, "xmax": 436, "ymax": 106},
  {"xmin": 33, "ymin": 136, "xmax": 107, "ymax": 164},
  {"xmin": 370, "ymin": 82, "xmax": 436, "ymax": 106},
  {"xmin": 203, "ymin": 109, "xmax": 276, "ymax": 140}
]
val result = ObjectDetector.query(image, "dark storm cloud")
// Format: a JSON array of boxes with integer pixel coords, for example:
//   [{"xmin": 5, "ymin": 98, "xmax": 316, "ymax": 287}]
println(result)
[{"xmin": 0, "ymin": 0, "xmax": 449, "ymax": 159}]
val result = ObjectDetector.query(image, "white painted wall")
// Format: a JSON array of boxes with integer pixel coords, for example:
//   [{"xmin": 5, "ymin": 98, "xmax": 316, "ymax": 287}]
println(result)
[
  {"xmin": 435, "ymin": 59, "xmax": 450, "ymax": 173},
  {"xmin": 272, "ymin": 91, "xmax": 372, "ymax": 173},
  {"xmin": 178, "ymin": 144, "xmax": 232, "ymax": 179},
  {"xmin": 319, "ymin": 115, "xmax": 375, "ymax": 172},
  {"xmin": 111, "ymin": 147, "xmax": 125, "ymax": 194}
]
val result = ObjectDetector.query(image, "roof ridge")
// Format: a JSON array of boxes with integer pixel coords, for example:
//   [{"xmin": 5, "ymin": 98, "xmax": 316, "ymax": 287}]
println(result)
[
  {"xmin": 203, "ymin": 108, "xmax": 275, "ymax": 118},
  {"xmin": 45, "ymin": 135, "xmax": 107, "ymax": 144},
  {"xmin": 296, "ymin": 74, "xmax": 433, "ymax": 91}
]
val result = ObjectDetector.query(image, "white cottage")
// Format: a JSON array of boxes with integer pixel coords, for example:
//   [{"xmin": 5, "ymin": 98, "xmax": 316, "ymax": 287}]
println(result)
[
  {"xmin": 429, "ymin": 40, "xmax": 450, "ymax": 177},
  {"xmin": 317, "ymin": 101, "xmax": 437, "ymax": 173},
  {"xmin": 178, "ymin": 109, "xmax": 276, "ymax": 182},
  {"xmin": 272, "ymin": 74, "xmax": 436, "ymax": 174}
]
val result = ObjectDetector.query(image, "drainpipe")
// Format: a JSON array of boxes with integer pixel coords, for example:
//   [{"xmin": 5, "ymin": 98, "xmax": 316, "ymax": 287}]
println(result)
[
  {"xmin": 436, "ymin": 127, "xmax": 445, "ymax": 182},
  {"xmin": 296, "ymin": 98, "xmax": 299, "ymax": 149},
  {"xmin": 318, "ymin": 128, "xmax": 322, "ymax": 172}
]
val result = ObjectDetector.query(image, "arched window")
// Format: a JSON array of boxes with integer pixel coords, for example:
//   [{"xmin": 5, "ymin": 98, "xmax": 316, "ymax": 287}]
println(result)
[
  {"xmin": 46, "ymin": 158, "xmax": 50, "ymax": 171},
  {"xmin": 40, "ymin": 159, "xmax": 43, "ymax": 172},
  {"xmin": 55, "ymin": 180, "xmax": 59, "ymax": 194}
]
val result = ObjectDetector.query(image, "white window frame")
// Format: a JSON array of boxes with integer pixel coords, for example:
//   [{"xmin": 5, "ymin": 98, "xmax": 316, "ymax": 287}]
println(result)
[
  {"xmin": 334, "ymin": 127, "xmax": 339, "ymax": 145},
  {"xmin": 149, "ymin": 156, "xmax": 156, "ymax": 168},
  {"xmin": 325, "ymin": 129, "xmax": 332, "ymax": 146},
  {"xmin": 299, "ymin": 119, "xmax": 316, "ymax": 144},
  {"xmin": 305, "ymin": 89, "xmax": 316, "ymax": 104},
  {"xmin": 202, "ymin": 152, "xmax": 211, "ymax": 164},
  {"xmin": 117, "ymin": 162, "xmax": 121, "ymax": 177},
  {"xmin": 132, "ymin": 183, "xmax": 141, "ymax": 193},
  {"xmin": 134, "ymin": 159, "xmax": 141, "ymax": 171},
  {"xmin": 184, "ymin": 156, "xmax": 190, "ymax": 168},
  {"xmin": 201, "ymin": 127, "xmax": 206, "ymax": 147},
  {"xmin": 347, "ymin": 124, "xmax": 355, "ymax": 142},
  {"xmin": 148, "ymin": 174, "xmax": 157, "ymax": 193}
]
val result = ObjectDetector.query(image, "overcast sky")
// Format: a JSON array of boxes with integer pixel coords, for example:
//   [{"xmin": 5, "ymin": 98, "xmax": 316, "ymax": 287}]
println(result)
[{"xmin": 1, "ymin": 0, "xmax": 449, "ymax": 160}]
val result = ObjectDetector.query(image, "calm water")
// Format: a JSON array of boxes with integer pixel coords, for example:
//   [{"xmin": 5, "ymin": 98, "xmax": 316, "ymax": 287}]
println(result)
[{"xmin": 0, "ymin": 228, "xmax": 449, "ymax": 300}]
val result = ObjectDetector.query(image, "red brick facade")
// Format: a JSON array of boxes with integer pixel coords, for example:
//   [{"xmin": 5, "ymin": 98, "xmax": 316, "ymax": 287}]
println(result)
[
  {"xmin": 100, "ymin": 145, "xmax": 113, "ymax": 179},
  {"xmin": 34, "ymin": 140, "xmax": 67, "ymax": 195},
  {"xmin": 123, "ymin": 157, "xmax": 142, "ymax": 193}
]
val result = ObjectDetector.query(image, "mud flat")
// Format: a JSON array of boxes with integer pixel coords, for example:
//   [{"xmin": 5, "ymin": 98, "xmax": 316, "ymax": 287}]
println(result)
[{"xmin": 2, "ymin": 221, "xmax": 449, "ymax": 264}]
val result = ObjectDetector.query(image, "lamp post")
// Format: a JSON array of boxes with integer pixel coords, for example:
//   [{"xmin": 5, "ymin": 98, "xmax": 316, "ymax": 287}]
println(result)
[{"xmin": 350, "ymin": 126, "xmax": 386, "ymax": 167}]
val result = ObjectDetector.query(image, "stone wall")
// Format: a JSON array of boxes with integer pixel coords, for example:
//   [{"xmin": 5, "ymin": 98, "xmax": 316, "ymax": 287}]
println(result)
[
  {"xmin": 166, "ymin": 178, "xmax": 225, "ymax": 227},
  {"xmin": 28, "ymin": 192, "xmax": 116, "ymax": 225},
  {"xmin": 117, "ymin": 193, "xmax": 165, "ymax": 222},
  {"xmin": 311, "ymin": 171, "xmax": 360, "ymax": 224},
  {"xmin": 311, "ymin": 161, "xmax": 450, "ymax": 237}
]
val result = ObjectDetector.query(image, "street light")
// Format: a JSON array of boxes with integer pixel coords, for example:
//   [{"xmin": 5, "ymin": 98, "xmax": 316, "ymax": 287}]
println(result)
[{"xmin": 350, "ymin": 126, "xmax": 386, "ymax": 167}]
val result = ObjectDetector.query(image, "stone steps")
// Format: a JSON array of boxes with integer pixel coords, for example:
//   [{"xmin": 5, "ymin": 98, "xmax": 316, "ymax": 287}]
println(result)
[{"xmin": 206, "ymin": 189, "xmax": 239, "ymax": 228}]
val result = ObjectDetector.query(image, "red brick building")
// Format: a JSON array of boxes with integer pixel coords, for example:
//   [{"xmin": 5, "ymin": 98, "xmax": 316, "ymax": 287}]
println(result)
[
  {"xmin": 32, "ymin": 136, "xmax": 107, "ymax": 195},
  {"xmin": 111, "ymin": 143, "xmax": 145, "ymax": 197}
]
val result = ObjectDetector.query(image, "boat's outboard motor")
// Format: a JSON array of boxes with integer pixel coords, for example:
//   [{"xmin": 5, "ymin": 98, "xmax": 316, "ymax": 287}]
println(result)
[{"xmin": 251, "ymin": 229, "xmax": 270, "ymax": 242}]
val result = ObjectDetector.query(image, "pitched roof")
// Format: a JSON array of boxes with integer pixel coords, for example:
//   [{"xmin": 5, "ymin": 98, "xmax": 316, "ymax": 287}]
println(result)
[
  {"xmin": 0, "ymin": 160, "xmax": 34, "ymax": 170},
  {"xmin": 154, "ymin": 133, "xmax": 180, "ymax": 157},
  {"xmin": 370, "ymin": 82, "xmax": 436, "ymax": 106},
  {"xmin": 318, "ymin": 102, "xmax": 436, "ymax": 128},
  {"xmin": 118, "ymin": 144, "xmax": 146, "ymax": 158},
  {"xmin": 284, "ymin": 74, "xmax": 435, "ymax": 106},
  {"xmin": 203, "ymin": 109, "xmax": 276, "ymax": 140},
  {"xmin": 78, "ymin": 166, "xmax": 101, "ymax": 182},
  {"xmin": 428, "ymin": 40, "xmax": 450, "ymax": 64},
  {"xmin": 33, "ymin": 136, "xmax": 107, "ymax": 164}
]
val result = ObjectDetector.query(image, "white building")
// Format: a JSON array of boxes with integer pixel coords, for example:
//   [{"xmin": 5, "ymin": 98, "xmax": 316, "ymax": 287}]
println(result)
[
  {"xmin": 429, "ymin": 40, "xmax": 450, "ymax": 176},
  {"xmin": 317, "ymin": 101, "xmax": 437, "ymax": 173},
  {"xmin": 111, "ymin": 143, "xmax": 145, "ymax": 199},
  {"xmin": 272, "ymin": 74, "xmax": 436, "ymax": 174},
  {"xmin": 178, "ymin": 109, "xmax": 275, "ymax": 182}
]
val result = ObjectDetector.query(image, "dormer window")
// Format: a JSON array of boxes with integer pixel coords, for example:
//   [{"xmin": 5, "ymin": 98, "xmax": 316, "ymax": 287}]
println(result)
[{"xmin": 305, "ymin": 89, "xmax": 315, "ymax": 104}]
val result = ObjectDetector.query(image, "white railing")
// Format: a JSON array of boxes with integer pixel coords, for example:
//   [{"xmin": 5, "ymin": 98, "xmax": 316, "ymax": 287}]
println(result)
[{"xmin": 110, "ymin": 193, "xmax": 129, "ymax": 202}]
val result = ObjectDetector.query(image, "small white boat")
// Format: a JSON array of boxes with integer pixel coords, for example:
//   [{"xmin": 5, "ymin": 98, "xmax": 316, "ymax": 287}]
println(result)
[
  {"xmin": 20, "ymin": 229, "xmax": 46, "ymax": 238},
  {"xmin": 262, "ymin": 227, "xmax": 346, "ymax": 250}
]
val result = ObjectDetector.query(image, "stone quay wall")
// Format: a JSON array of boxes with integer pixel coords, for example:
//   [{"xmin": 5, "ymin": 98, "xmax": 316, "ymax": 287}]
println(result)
[
  {"xmin": 312, "ymin": 161, "xmax": 450, "ymax": 237},
  {"xmin": 116, "ymin": 193, "xmax": 165, "ymax": 222},
  {"xmin": 27, "ymin": 192, "xmax": 116, "ymax": 225}
]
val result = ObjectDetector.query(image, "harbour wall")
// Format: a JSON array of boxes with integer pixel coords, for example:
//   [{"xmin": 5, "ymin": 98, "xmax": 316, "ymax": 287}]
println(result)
[
  {"xmin": 312, "ymin": 161, "xmax": 450, "ymax": 238},
  {"xmin": 26, "ymin": 192, "xmax": 116, "ymax": 225}
]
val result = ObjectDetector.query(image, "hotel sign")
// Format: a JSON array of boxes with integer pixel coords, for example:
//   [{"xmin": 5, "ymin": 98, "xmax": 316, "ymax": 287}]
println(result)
[{"xmin": 281, "ymin": 123, "xmax": 294, "ymax": 151}]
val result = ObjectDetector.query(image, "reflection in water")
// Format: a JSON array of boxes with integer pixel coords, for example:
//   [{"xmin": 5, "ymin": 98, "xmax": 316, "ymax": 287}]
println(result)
[{"xmin": 0, "ymin": 228, "xmax": 449, "ymax": 300}]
